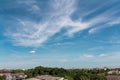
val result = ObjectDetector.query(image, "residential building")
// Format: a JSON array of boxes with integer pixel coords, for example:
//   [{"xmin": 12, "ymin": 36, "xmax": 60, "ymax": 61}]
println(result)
[
  {"xmin": 107, "ymin": 76, "xmax": 120, "ymax": 80},
  {"xmin": 108, "ymin": 70, "xmax": 120, "ymax": 75},
  {"xmin": 26, "ymin": 75, "xmax": 65, "ymax": 80}
]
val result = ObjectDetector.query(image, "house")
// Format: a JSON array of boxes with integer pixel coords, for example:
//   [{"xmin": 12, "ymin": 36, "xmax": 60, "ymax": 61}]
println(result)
[
  {"xmin": 12, "ymin": 72, "xmax": 27, "ymax": 80},
  {"xmin": 26, "ymin": 78, "xmax": 39, "ymax": 80},
  {"xmin": 36, "ymin": 75, "xmax": 64, "ymax": 80},
  {"xmin": 108, "ymin": 70, "xmax": 120, "ymax": 75},
  {"xmin": 0, "ymin": 70, "xmax": 27, "ymax": 80},
  {"xmin": 0, "ymin": 69, "xmax": 12, "ymax": 80},
  {"xmin": 107, "ymin": 76, "xmax": 120, "ymax": 80},
  {"xmin": 26, "ymin": 75, "xmax": 65, "ymax": 80}
]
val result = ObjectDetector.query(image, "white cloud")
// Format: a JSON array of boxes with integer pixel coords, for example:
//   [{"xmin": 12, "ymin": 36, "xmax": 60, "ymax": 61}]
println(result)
[
  {"xmin": 79, "ymin": 53, "xmax": 108, "ymax": 60},
  {"xmin": 30, "ymin": 50, "xmax": 36, "ymax": 54},
  {"xmin": 88, "ymin": 27, "xmax": 97, "ymax": 34},
  {"xmin": 82, "ymin": 54, "xmax": 94, "ymax": 58},
  {"xmin": 108, "ymin": 18, "xmax": 120, "ymax": 25},
  {"xmin": 99, "ymin": 54, "xmax": 107, "ymax": 57},
  {"xmin": 6, "ymin": 0, "xmax": 87, "ymax": 47},
  {"xmin": 6, "ymin": 0, "xmax": 120, "ymax": 47},
  {"xmin": 29, "ymin": 5, "xmax": 40, "ymax": 13},
  {"xmin": 79, "ymin": 52, "xmax": 120, "ymax": 63}
]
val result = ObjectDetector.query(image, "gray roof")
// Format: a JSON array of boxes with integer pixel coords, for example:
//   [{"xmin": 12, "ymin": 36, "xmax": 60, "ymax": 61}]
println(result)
[
  {"xmin": 26, "ymin": 78, "xmax": 39, "ymax": 80},
  {"xmin": 107, "ymin": 76, "xmax": 120, "ymax": 80},
  {"xmin": 36, "ymin": 75, "xmax": 64, "ymax": 80}
]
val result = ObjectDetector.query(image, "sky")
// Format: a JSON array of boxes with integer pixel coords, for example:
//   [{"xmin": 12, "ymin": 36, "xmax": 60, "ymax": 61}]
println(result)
[{"xmin": 0, "ymin": 0, "xmax": 120, "ymax": 69}]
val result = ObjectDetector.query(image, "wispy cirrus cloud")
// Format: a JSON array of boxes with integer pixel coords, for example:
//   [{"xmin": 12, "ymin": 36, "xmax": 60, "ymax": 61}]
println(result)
[
  {"xmin": 108, "ymin": 18, "xmax": 120, "ymax": 25},
  {"xmin": 17, "ymin": 0, "xmax": 40, "ymax": 12},
  {"xmin": 5, "ymin": 0, "xmax": 120, "ymax": 47},
  {"xmin": 5, "ymin": 0, "xmax": 90, "ymax": 47}
]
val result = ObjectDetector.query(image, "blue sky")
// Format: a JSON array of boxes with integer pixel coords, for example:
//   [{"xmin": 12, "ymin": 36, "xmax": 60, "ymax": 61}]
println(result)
[{"xmin": 0, "ymin": 0, "xmax": 120, "ymax": 69}]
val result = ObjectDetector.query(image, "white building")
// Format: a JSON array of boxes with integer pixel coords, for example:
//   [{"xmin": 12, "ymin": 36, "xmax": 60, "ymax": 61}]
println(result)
[{"xmin": 26, "ymin": 75, "xmax": 65, "ymax": 80}]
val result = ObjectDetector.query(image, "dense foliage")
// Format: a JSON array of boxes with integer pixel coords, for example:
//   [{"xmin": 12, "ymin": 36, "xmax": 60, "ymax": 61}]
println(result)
[
  {"xmin": 0, "ymin": 75, "xmax": 6, "ymax": 80},
  {"xmin": 15, "ymin": 66, "xmax": 107, "ymax": 80}
]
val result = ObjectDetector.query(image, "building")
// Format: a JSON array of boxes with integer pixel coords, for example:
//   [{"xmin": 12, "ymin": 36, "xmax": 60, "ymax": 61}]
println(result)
[
  {"xmin": 0, "ymin": 70, "xmax": 27, "ymax": 80},
  {"xmin": 26, "ymin": 75, "xmax": 65, "ymax": 80},
  {"xmin": 0, "ymin": 69, "xmax": 12, "ymax": 80},
  {"xmin": 12, "ymin": 72, "xmax": 27, "ymax": 80},
  {"xmin": 108, "ymin": 70, "xmax": 120, "ymax": 75},
  {"xmin": 107, "ymin": 76, "xmax": 120, "ymax": 80},
  {"xmin": 26, "ymin": 78, "xmax": 39, "ymax": 80}
]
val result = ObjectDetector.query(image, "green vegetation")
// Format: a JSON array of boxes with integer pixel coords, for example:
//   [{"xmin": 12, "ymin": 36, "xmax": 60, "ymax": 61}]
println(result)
[
  {"xmin": 0, "ymin": 75, "xmax": 6, "ymax": 80},
  {"xmin": 13, "ymin": 66, "xmax": 107, "ymax": 80},
  {"xmin": 65, "ymin": 75, "xmax": 73, "ymax": 80},
  {"xmin": 11, "ymin": 69, "xmax": 24, "ymax": 73}
]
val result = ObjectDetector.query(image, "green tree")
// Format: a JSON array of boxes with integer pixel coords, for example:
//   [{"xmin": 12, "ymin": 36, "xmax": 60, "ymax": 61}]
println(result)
[{"xmin": 0, "ymin": 75, "xmax": 6, "ymax": 80}]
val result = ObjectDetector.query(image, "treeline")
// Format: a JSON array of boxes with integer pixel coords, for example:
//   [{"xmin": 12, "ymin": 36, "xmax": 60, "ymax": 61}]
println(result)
[
  {"xmin": 0, "ymin": 75, "xmax": 6, "ymax": 80},
  {"xmin": 12, "ymin": 66, "xmax": 107, "ymax": 80}
]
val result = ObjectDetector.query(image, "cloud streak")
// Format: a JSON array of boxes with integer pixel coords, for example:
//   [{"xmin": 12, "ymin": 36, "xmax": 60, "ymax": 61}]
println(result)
[{"xmin": 5, "ymin": 0, "xmax": 120, "ymax": 47}]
